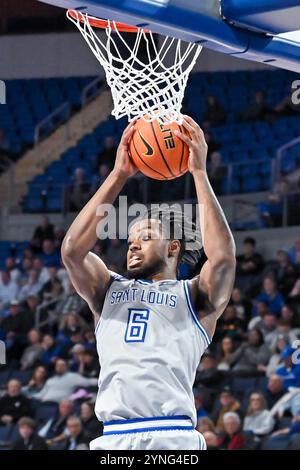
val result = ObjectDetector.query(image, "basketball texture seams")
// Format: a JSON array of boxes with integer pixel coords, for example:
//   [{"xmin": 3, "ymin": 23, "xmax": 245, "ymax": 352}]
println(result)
[{"xmin": 129, "ymin": 118, "xmax": 190, "ymax": 180}]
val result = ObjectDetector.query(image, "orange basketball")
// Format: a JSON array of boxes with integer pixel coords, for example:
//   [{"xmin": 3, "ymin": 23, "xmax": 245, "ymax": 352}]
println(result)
[{"xmin": 128, "ymin": 117, "xmax": 190, "ymax": 180}]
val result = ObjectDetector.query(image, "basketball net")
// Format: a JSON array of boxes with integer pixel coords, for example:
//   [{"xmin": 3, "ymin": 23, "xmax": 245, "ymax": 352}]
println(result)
[{"xmin": 67, "ymin": 10, "xmax": 202, "ymax": 124}]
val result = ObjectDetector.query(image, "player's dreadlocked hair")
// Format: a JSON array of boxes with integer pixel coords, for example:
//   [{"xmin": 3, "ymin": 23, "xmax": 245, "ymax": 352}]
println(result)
[{"xmin": 143, "ymin": 206, "xmax": 203, "ymax": 269}]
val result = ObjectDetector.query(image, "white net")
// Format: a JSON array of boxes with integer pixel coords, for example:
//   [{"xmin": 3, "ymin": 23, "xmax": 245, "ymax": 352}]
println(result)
[{"xmin": 67, "ymin": 10, "xmax": 202, "ymax": 124}]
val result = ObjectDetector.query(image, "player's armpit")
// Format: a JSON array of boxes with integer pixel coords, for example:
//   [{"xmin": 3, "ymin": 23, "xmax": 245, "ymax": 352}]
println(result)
[
  {"xmin": 189, "ymin": 257, "xmax": 236, "ymax": 336},
  {"xmin": 62, "ymin": 250, "xmax": 111, "ymax": 321}
]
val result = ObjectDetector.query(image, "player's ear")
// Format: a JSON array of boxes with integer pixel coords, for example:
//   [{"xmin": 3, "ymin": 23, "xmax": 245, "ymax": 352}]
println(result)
[{"xmin": 168, "ymin": 240, "xmax": 180, "ymax": 258}]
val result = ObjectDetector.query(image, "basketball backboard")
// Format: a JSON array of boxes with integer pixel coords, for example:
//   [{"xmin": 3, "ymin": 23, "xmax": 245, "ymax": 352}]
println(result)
[{"xmin": 38, "ymin": 0, "xmax": 300, "ymax": 72}]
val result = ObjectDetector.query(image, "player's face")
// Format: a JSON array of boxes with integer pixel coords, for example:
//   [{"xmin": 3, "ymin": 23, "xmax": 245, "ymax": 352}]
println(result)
[{"xmin": 126, "ymin": 219, "xmax": 169, "ymax": 279}]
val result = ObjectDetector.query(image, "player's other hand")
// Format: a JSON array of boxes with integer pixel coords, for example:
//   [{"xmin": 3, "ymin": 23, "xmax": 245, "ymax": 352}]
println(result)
[
  {"xmin": 174, "ymin": 115, "xmax": 208, "ymax": 175},
  {"xmin": 113, "ymin": 120, "xmax": 138, "ymax": 179}
]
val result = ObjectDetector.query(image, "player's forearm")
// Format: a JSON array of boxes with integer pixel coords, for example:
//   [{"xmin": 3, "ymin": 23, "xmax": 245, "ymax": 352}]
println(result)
[
  {"xmin": 192, "ymin": 170, "xmax": 236, "ymax": 264},
  {"xmin": 62, "ymin": 169, "xmax": 127, "ymax": 260}
]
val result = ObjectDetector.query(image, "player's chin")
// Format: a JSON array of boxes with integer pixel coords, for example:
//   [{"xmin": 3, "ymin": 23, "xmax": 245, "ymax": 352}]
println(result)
[{"xmin": 126, "ymin": 265, "xmax": 145, "ymax": 279}]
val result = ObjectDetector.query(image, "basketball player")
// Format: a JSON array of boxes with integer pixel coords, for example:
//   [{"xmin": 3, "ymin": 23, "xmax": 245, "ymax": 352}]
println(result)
[{"xmin": 61, "ymin": 115, "xmax": 236, "ymax": 450}]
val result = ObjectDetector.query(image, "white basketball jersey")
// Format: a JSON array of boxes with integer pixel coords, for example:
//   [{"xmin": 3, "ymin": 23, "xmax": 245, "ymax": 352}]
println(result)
[{"xmin": 94, "ymin": 273, "xmax": 211, "ymax": 427}]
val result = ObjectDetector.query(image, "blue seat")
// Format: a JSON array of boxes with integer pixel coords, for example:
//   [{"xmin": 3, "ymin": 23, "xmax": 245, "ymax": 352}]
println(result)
[
  {"xmin": 34, "ymin": 402, "xmax": 58, "ymax": 426},
  {"xmin": 10, "ymin": 370, "xmax": 32, "ymax": 385},
  {"xmin": 231, "ymin": 378, "xmax": 257, "ymax": 399}
]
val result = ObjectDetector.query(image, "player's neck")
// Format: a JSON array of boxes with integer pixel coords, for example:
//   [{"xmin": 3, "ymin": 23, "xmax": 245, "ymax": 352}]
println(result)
[{"xmin": 148, "ymin": 269, "xmax": 177, "ymax": 282}]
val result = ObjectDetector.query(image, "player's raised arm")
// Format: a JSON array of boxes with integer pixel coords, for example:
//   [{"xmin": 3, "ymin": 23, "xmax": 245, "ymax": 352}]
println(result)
[
  {"xmin": 61, "ymin": 121, "xmax": 137, "ymax": 322},
  {"xmin": 175, "ymin": 116, "xmax": 236, "ymax": 338}
]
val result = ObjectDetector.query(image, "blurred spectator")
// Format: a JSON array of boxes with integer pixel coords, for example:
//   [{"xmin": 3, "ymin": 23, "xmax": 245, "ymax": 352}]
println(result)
[
  {"xmin": 78, "ymin": 348, "xmax": 100, "ymax": 378},
  {"xmin": 276, "ymin": 346, "xmax": 300, "ymax": 391},
  {"xmin": 0, "ymin": 379, "xmax": 33, "ymax": 425},
  {"xmin": 22, "ymin": 295, "xmax": 41, "ymax": 332},
  {"xmin": 271, "ymin": 250, "xmax": 298, "ymax": 296},
  {"xmin": 12, "ymin": 417, "xmax": 48, "ymax": 450},
  {"xmin": 82, "ymin": 329, "xmax": 97, "ymax": 352},
  {"xmin": 4, "ymin": 257, "xmax": 21, "ymax": 283},
  {"xmin": 202, "ymin": 431, "xmax": 219, "ymax": 450},
  {"xmin": 63, "ymin": 416, "xmax": 90, "ymax": 450},
  {"xmin": 203, "ymin": 95, "xmax": 226, "ymax": 127},
  {"xmin": 39, "ymin": 399, "xmax": 73, "ymax": 446},
  {"xmin": 264, "ymin": 335, "xmax": 288, "ymax": 377},
  {"xmin": 197, "ymin": 416, "xmax": 216, "ymax": 434},
  {"xmin": 274, "ymin": 85, "xmax": 300, "ymax": 117},
  {"xmin": 219, "ymin": 412, "xmax": 250, "ymax": 450},
  {"xmin": 243, "ymin": 392, "xmax": 275, "ymax": 437},
  {"xmin": 40, "ymin": 334, "xmax": 62, "ymax": 368},
  {"xmin": 194, "ymin": 352, "xmax": 225, "ymax": 408},
  {"xmin": 265, "ymin": 375, "xmax": 285, "ymax": 409},
  {"xmin": 289, "ymin": 238, "xmax": 300, "ymax": 265},
  {"xmin": 96, "ymin": 136, "xmax": 117, "ymax": 171},
  {"xmin": 66, "ymin": 168, "xmax": 92, "ymax": 211},
  {"xmin": 91, "ymin": 163, "xmax": 110, "ymax": 193},
  {"xmin": 212, "ymin": 386, "xmax": 242, "ymax": 433},
  {"xmin": 19, "ymin": 258, "xmax": 33, "ymax": 286},
  {"xmin": 289, "ymin": 279, "xmax": 300, "ymax": 299},
  {"xmin": 238, "ymin": 90, "xmax": 273, "ymax": 122},
  {"xmin": 204, "ymin": 132, "xmax": 220, "ymax": 159},
  {"xmin": 228, "ymin": 329, "xmax": 271, "ymax": 376},
  {"xmin": 215, "ymin": 305, "xmax": 245, "ymax": 342},
  {"xmin": 30, "ymin": 217, "xmax": 55, "ymax": 253},
  {"xmin": 57, "ymin": 312, "xmax": 86, "ymax": 342},
  {"xmin": 194, "ymin": 388, "xmax": 208, "ymax": 419},
  {"xmin": 32, "ymin": 257, "xmax": 50, "ymax": 285},
  {"xmin": 248, "ymin": 300, "xmax": 270, "ymax": 330},
  {"xmin": 20, "ymin": 329, "xmax": 43, "ymax": 371},
  {"xmin": 230, "ymin": 287, "xmax": 252, "ymax": 327},
  {"xmin": 253, "ymin": 277, "xmax": 285, "ymax": 317},
  {"xmin": 34, "ymin": 358, "xmax": 98, "ymax": 403},
  {"xmin": 18, "ymin": 270, "xmax": 43, "ymax": 303},
  {"xmin": 40, "ymin": 266, "xmax": 63, "ymax": 302},
  {"xmin": 56, "ymin": 280, "xmax": 87, "ymax": 316},
  {"xmin": 280, "ymin": 304, "xmax": 300, "ymax": 328},
  {"xmin": 80, "ymin": 402, "xmax": 101, "ymax": 441},
  {"xmin": 23, "ymin": 248, "xmax": 34, "ymax": 262},
  {"xmin": 207, "ymin": 152, "xmax": 227, "ymax": 195},
  {"xmin": 1, "ymin": 299, "xmax": 33, "ymax": 337},
  {"xmin": 270, "ymin": 318, "xmax": 299, "ymax": 350},
  {"xmin": 217, "ymin": 337, "xmax": 235, "ymax": 371},
  {"xmin": 250, "ymin": 313, "xmax": 278, "ymax": 349},
  {"xmin": 40, "ymin": 240, "xmax": 61, "ymax": 268},
  {"xmin": 257, "ymin": 179, "xmax": 291, "ymax": 228},
  {"xmin": 22, "ymin": 366, "xmax": 48, "ymax": 398},
  {"xmin": 53, "ymin": 226, "xmax": 66, "ymax": 251},
  {"xmin": 69, "ymin": 344, "xmax": 85, "ymax": 372},
  {"xmin": 236, "ymin": 237, "xmax": 264, "ymax": 295},
  {"xmin": 262, "ymin": 415, "xmax": 300, "ymax": 450},
  {"xmin": 0, "ymin": 271, "xmax": 18, "ymax": 308}
]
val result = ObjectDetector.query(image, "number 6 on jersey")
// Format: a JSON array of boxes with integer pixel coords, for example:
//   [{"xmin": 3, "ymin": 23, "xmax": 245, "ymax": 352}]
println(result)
[{"xmin": 125, "ymin": 308, "xmax": 150, "ymax": 343}]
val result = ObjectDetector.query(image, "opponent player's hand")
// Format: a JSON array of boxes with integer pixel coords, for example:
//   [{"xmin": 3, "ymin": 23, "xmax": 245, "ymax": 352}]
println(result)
[
  {"xmin": 174, "ymin": 115, "xmax": 208, "ymax": 175},
  {"xmin": 113, "ymin": 120, "xmax": 138, "ymax": 179}
]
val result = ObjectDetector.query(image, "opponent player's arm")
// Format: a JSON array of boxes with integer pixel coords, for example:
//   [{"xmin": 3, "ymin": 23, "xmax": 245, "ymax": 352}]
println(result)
[
  {"xmin": 61, "ymin": 121, "xmax": 137, "ymax": 321},
  {"xmin": 175, "ymin": 116, "xmax": 236, "ymax": 337}
]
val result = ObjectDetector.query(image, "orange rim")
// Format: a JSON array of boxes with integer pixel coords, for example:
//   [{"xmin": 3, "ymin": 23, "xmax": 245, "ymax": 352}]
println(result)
[{"xmin": 67, "ymin": 9, "xmax": 149, "ymax": 33}]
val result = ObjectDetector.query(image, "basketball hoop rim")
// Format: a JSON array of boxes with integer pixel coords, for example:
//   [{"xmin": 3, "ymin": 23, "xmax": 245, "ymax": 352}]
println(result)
[{"xmin": 67, "ymin": 9, "xmax": 149, "ymax": 33}]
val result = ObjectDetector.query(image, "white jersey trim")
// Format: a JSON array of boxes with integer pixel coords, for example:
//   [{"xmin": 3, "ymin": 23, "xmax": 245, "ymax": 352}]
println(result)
[
  {"xmin": 183, "ymin": 280, "xmax": 212, "ymax": 347},
  {"xmin": 103, "ymin": 416, "xmax": 194, "ymax": 435}
]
